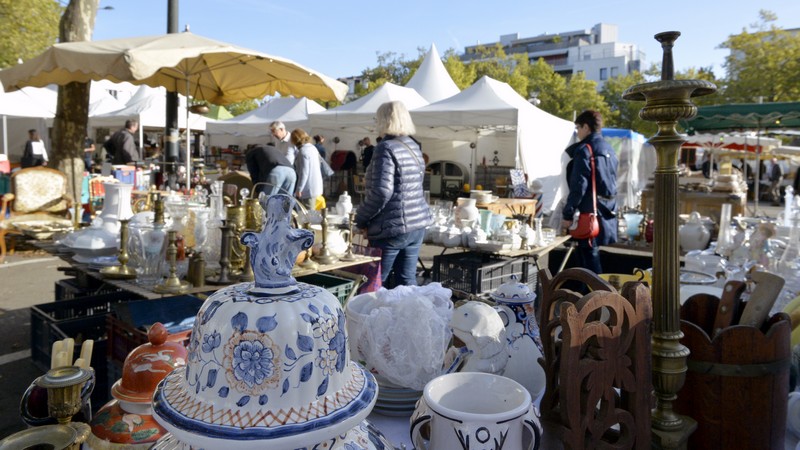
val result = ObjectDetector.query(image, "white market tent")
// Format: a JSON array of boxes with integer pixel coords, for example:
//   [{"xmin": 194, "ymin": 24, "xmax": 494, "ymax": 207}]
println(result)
[
  {"xmin": 0, "ymin": 86, "xmax": 56, "ymax": 157},
  {"xmin": 90, "ymin": 85, "xmax": 207, "ymax": 131},
  {"xmin": 309, "ymin": 82, "xmax": 428, "ymax": 133},
  {"xmin": 411, "ymin": 76, "xmax": 575, "ymax": 213},
  {"xmin": 206, "ymin": 97, "xmax": 325, "ymax": 137},
  {"xmin": 405, "ymin": 43, "xmax": 460, "ymax": 104}
]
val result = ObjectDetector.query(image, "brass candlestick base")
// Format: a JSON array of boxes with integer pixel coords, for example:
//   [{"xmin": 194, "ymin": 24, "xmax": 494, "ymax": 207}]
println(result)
[
  {"xmin": 340, "ymin": 211, "xmax": 359, "ymax": 261},
  {"xmin": 312, "ymin": 209, "xmax": 339, "ymax": 265},
  {"xmin": 154, "ymin": 230, "xmax": 191, "ymax": 294},
  {"xmin": 623, "ymin": 31, "xmax": 715, "ymax": 448},
  {"xmin": 207, "ymin": 223, "xmax": 234, "ymax": 285},
  {"xmin": 36, "ymin": 366, "xmax": 93, "ymax": 425},
  {"xmin": 100, "ymin": 219, "xmax": 137, "ymax": 279},
  {"xmin": 238, "ymin": 246, "xmax": 255, "ymax": 282}
]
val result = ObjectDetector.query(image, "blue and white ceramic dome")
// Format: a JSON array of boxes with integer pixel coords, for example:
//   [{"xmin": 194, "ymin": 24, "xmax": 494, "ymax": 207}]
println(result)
[{"xmin": 152, "ymin": 195, "xmax": 377, "ymax": 450}]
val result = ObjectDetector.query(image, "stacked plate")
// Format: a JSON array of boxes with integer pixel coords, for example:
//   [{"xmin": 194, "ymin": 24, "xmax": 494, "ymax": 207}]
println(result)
[
  {"xmin": 72, "ymin": 254, "xmax": 120, "ymax": 270},
  {"xmin": 373, "ymin": 380, "xmax": 423, "ymax": 417}
]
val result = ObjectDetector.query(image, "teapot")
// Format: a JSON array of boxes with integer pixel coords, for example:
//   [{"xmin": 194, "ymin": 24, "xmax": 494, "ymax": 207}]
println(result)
[
  {"xmin": 335, "ymin": 191, "xmax": 353, "ymax": 216},
  {"xmin": 679, "ymin": 211, "xmax": 711, "ymax": 252}
]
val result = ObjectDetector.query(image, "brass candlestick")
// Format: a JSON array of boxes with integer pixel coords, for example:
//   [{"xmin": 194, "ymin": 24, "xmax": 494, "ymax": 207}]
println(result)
[
  {"xmin": 312, "ymin": 209, "xmax": 339, "ymax": 265},
  {"xmin": 340, "ymin": 211, "xmax": 358, "ymax": 261},
  {"xmin": 154, "ymin": 230, "xmax": 191, "ymax": 293},
  {"xmin": 207, "ymin": 222, "xmax": 233, "ymax": 285},
  {"xmin": 35, "ymin": 366, "xmax": 93, "ymax": 425},
  {"xmin": 226, "ymin": 205, "xmax": 246, "ymax": 273},
  {"xmin": 623, "ymin": 31, "xmax": 715, "ymax": 449},
  {"xmin": 100, "ymin": 219, "xmax": 137, "ymax": 279}
]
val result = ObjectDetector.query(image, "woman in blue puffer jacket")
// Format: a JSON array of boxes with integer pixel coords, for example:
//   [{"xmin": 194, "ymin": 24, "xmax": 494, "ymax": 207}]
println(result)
[{"xmin": 355, "ymin": 101, "xmax": 432, "ymax": 286}]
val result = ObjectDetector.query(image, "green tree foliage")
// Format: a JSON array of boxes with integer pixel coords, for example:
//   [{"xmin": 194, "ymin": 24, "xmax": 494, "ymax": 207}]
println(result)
[
  {"xmin": 720, "ymin": 10, "xmax": 800, "ymax": 102},
  {"xmin": 458, "ymin": 44, "xmax": 530, "ymax": 96},
  {"xmin": 600, "ymin": 71, "xmax": 655, "ymax": 136},
  {"xmin": 0, "ymin": 0, "xmax": 62, "ymax": 68},
  {"xmin": 356, "ymin": 50, "xmax": 423, "ymax": 97},
  {"xmin": 226, "ymin": 99, "xmax": 259, "ymax": 117},
  {"xmin": 527, "ymin": 58, "xmax": 610, "ymax": 123}
]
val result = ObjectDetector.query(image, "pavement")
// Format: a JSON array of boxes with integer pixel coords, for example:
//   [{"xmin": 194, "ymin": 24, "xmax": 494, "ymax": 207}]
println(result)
[{"xmin": 0, "ymin": 199, "xmax": 785, "ymax": 440}]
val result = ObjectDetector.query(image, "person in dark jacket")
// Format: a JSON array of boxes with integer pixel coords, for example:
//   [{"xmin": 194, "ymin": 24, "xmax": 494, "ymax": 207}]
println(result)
[
  {"xmin": 21, "ymin": 129, "xmax": 48, "ymax": 168},
  {"xmin": 361, "ymin": 137, "xmax": 374, "ymax": 171},
  {"xmin": 561, "ymin": 110, "xmax": 618, "ymax": 274},
  {"xmin": 110, "ymin": 119, "xmax": 141, "ymax": 164},
  {"xmin": 246, "ymin": 142, "xmax": 296, "ymax": 196},
  {"xmin": 355, "ymin": 101, "xmax": 432, "ymax": 287}
]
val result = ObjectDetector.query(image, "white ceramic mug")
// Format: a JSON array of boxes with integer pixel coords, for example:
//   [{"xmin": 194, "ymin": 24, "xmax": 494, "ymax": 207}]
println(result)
[{"xmin": 410, "ymin": 372, "xmax": 541, "ymax": 450}]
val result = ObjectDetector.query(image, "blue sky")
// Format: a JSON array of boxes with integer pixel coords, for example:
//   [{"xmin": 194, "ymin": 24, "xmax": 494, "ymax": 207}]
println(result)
[{"xmin": 91, "ymin": 0, "xmax": 800, "ymax": 80}]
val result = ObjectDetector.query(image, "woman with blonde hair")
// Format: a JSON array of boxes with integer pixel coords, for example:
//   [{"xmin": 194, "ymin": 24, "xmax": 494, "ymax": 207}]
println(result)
[
  {"xmin": 291, "ymin": 128, "xmax": 324, "ymax": 210},
  {"xmin": 355, "ymin": 101, "xmax": 432, "ymax": 287}
]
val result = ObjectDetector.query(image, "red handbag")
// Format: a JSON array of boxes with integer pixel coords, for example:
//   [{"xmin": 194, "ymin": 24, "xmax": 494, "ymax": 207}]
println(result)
[{"xmin": 569, "ymin": 144, "xmax": 601, "ymax": 242}]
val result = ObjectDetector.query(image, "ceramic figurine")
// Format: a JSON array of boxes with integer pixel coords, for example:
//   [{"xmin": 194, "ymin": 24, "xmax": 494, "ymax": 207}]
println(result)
[
  {"xmin": 491, "ymin": 275, "xmax": 546, "ymax": 399},
  {"xmin": 86, "ymin": 323, "xmax": 186, "ymax": 449},
  {"xmin": 445, "ymin": 301, "xmax": 509, "ymax": 375},
  {"xmin": 151, "ymin": 194, "xmax": 379, "ymax": 450}
]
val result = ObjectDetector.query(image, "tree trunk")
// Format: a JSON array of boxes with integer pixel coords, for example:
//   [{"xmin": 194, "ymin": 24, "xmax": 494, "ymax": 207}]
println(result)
[{"xmin": 50, "ymin": 0, "xmax": 98, "ymax": 222}]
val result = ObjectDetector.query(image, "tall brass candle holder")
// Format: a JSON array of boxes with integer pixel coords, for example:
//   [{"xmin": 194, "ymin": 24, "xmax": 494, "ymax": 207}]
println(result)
[
  {"xmin": 623, "ymin": 31, "xmax": 715, "ymax": 449},
  {"xmin": 340, "ymin": 210, "xmax": 359, "ymax": 261},
  {"xmin": 154, "ymin": 230, "xmax": 191, "ymax": 294},
  {"xmin": 207, "ymin": 222, "xmax": 234, "ymax": 285},
  {"xmin": 226, "ymin": 205, "xmax": 246, "ymax": 273},
  {"xmin": 312, "ymin": 209, "xmax": 339, "ymax": 265},
  {"xmin": 237, "ymin": 201, "xmax": 261, "ymax": 282},
  {"xmin": 100, "ymin": 219, "xmax": 137, "ymax": 279}
]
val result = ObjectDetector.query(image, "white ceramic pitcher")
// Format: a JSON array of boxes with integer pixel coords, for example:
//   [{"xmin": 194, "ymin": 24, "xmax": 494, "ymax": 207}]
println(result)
[{"xmin": 410, "ymin": 372, "xmax": 541, "ymax": 450}]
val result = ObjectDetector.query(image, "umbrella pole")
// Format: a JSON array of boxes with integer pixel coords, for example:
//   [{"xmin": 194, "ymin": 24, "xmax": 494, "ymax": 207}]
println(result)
[{"xmin": 185, "ymin": 77, "xmax": 192, "ymax": 192}]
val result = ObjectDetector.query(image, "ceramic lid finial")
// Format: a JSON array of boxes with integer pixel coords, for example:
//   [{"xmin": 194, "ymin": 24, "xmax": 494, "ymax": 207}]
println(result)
[{"xmin": 241, "ymin": 194, "xmax": 314, "ymax": 290}]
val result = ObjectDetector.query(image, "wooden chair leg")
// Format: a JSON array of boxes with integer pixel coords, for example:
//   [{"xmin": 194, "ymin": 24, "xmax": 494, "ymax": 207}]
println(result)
[{"xmin": 0, "ymin": 229, "xmax": 7, "ymax": 263}]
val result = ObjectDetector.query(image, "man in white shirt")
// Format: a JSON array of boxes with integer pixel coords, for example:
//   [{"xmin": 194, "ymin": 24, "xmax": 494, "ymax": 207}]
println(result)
[
  {"xmin": 269, "ymin": 121, "xmax": 295, "ymax": 164},
  {"xmin": 22, "ymin": 129, "xmax": 48, "ymax": 168}
]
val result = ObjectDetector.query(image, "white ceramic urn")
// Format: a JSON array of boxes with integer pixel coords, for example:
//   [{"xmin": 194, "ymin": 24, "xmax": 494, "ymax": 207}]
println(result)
[
  {"xmin": 151, "ymin": 195, "xmax": 378, "ymax": 450},
  {"xmin": 454, "ymin": 197, "xmax": 480, "ymax": 228}
]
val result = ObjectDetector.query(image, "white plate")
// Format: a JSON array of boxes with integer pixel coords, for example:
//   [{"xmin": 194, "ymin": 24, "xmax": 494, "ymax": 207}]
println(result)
[{"xmin": 680, "ymin": 285, "xmax": 722, "ymax": 305}]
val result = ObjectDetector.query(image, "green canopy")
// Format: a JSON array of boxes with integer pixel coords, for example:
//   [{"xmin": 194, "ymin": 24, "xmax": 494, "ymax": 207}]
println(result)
[{"xmin": 682, "ymin": 102, "xmax": 800, "ymax": 132}]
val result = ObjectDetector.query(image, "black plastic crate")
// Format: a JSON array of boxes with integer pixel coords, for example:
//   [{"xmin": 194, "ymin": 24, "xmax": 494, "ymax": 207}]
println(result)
[
  {"xmin": 108, "ymin": 296, "xmax": 203, "ymax": 368},
  {"xmin": 55, "ymin": 278, "xmax": 124, "ymax": 301},
  {"xmin": 31, "ymin": 291, "xmax": 144, "ymax": 372},
  {"xmin": 433, "ymin": 251, "xmax": 532, "ymax": 295}
]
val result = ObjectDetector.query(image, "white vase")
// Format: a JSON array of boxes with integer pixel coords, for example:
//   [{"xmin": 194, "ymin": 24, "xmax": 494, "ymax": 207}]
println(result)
[
  {"xmin": 454, "ymin": 198, "xmax": 479, "ymax": 227},
  {"xmin": 410, "ymin": 372, "xmax": 542, "ymax": 450},
  {"xmin": 99, "ymin": 183, "xmax": 134, "ymax": 224}
]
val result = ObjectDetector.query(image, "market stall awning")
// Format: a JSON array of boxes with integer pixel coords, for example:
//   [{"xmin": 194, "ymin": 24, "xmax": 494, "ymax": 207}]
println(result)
[{"xmin": 682, "ymin": 102, "xmax": 800, "ymax": 132}]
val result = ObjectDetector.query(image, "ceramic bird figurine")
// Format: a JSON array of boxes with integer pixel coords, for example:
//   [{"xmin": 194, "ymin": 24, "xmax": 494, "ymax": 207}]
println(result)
[{"xmin": 241, "ymin": 194, "xmax": 314, "ymax": 290}]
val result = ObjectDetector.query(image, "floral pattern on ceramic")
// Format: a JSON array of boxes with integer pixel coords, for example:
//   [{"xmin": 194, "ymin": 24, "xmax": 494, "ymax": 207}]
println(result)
[
  {"xmin": 87, "ymin": 400, "xmax": 165, "ymax": 448},
  {"xmin": 151, "ymin": 194, "xmax": 377, "ymax": 450},
  {"xmin": 491, "ymin": 275, "xmax": 546, "ymax": 399}
]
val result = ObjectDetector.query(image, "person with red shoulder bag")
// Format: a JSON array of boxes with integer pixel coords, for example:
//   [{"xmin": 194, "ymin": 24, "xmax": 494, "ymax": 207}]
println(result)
[{"xmin": 561, "ymin": 110, "xmax": 618, "ymax": 274}]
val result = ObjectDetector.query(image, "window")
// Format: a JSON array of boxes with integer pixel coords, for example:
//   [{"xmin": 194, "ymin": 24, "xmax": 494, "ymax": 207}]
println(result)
[
  {"xmin": 599, "ymin": 68, "xmax": 608, "ymax": 80},
  {"xmin": 583, "ymin": 53, "xmax": 591, "ymax": 60},
  {"xmin": 610, "ymin": 66, "xmax": 618, "ymax": 77}
]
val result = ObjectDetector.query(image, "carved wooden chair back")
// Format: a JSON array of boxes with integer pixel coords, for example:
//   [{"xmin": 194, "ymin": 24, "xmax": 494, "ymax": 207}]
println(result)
[{"xmin": 538, "ymin": 267, "xmax": 653, "ymax": 449}]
